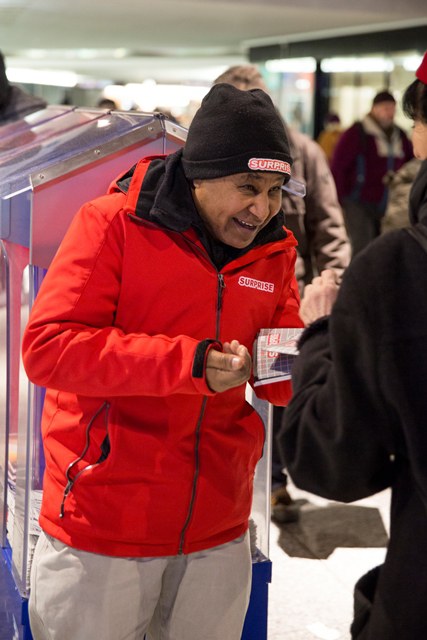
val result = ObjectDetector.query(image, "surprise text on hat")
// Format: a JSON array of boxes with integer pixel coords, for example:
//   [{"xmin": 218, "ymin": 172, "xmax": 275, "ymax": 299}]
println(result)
[{"xmin": 248, "ymin": 158, "xmax": 291, "ymax": 174}]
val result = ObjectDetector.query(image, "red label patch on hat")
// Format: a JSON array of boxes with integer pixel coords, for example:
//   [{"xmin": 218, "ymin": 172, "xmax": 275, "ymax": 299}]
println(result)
[{"xmin": 248, "ymin": 158, "xmax": 291, "ymax": 174}]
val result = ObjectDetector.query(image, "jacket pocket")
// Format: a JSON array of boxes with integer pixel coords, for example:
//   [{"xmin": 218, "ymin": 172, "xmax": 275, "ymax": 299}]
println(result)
[{"xmin": 59, "ymin": 401, "xmax": 110, "ymax": 518}]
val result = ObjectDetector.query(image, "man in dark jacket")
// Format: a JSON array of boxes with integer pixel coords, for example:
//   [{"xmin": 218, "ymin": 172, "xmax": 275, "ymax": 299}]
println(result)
[
  {"xmin": 331, "ymin": 90, "xmax": 413, "ymax": 257},
  {"xmin": 0, "ymin": 50, "xmax": 47, "ymax": 126},
  {"xmin": 280, "ymin": 50, "xmax": 427, "ymax": 639}
]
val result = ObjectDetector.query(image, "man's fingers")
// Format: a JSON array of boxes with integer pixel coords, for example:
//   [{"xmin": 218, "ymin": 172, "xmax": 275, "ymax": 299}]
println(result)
[
  {"xmin": 311, "ymin": 269, "xmax": 338, "ymax": 288},
  {"xmin": 206, "ymin": 346, "xmax": 252, "ymax": 393},
  {"xmin": 320, "ymin": 268, "xmax": 338, "ymax": 284},
  {"xmin": 208, "ymin": 350, "xmax": 245, "ymax": 372},
  {"xmin": 299, "ymin": 270, "xmax": 340, "ymax": 325}
]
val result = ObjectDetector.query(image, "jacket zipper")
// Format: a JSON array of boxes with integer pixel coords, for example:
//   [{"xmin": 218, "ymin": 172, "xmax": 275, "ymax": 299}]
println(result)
[
  {"xmin": 178, "ymin": 397, "xmax": 208, "ymax": 553},
  {"xmin": 216, "ymin": 273, "xmax": 225, "ymax": 335},
  {"xmin": 59, "ymin": 401, "xmax": 110, "ymax": 518},
  {"xmin": 178, "ymin": 272, "xmax": 225, "ymax": 554}
]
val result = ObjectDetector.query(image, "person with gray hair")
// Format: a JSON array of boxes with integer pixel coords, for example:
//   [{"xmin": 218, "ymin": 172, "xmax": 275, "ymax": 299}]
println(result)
[{"xmin": 213, "ymin": 65, "xmax": 351, "ymax": 522}]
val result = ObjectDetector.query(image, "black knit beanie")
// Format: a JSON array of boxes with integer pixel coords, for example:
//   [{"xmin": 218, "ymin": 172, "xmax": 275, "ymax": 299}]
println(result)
[{"xmin": 182, "ymin": 83, "xmax": 292, "ymax": 180}]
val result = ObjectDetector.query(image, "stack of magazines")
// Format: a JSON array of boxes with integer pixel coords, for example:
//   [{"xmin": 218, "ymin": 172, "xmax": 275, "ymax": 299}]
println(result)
[{"xmin": 253, "ymin": 327, "xmax": 304, "ymax": 386}]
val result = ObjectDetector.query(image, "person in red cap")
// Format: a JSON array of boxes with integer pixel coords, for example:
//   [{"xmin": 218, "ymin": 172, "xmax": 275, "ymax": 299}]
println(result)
[
  {"xmin": 331, "ymin": 87, "xmax": 413, "ymax": 258},
  {"xmin": 280, "ymin": 49, "xmax": 427, "ymax": 639}
]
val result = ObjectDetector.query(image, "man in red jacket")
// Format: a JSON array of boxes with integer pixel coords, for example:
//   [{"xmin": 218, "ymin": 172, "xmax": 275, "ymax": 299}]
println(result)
[{"xmin": 22, "ymin": 83, "xmax": 303, "ymax": 640}]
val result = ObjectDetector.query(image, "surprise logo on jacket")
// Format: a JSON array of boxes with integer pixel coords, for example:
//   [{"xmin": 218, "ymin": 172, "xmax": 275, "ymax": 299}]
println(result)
[{"xmin": 238, "ymin": 276, "xmax": 275, "ymax": 293}]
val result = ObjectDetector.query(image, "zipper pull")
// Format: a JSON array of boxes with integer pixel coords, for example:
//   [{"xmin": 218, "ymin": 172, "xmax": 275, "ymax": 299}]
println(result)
[
  {"xmin": 217, "ymin": 273, "xmax": 226, "ymax": 311},
  {"xmin": 59, "ymin": 479, "xmax": 74, "ymax": 519}
]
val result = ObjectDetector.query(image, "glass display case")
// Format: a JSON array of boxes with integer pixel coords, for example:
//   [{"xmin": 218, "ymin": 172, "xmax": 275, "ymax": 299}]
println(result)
[
  {"xmin": 0, "ymin": 105, "xmax": 273, "ymax": 640},
  {"xmin": 0, "ymin": 106, "xmax": 187, "ymax": 637}
]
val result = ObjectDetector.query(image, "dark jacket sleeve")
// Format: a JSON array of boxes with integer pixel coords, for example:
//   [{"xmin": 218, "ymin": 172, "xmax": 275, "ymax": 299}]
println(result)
[{"xmin": 280, "ymin": 268, "xmax": 396, "ymax": 503}]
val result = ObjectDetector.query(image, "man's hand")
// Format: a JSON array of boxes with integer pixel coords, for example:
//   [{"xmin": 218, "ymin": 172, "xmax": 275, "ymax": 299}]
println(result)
[
  {"xmin": 206, "ymin": 339, "xmax": 252, "ymax": 393},
  {"xmin": 300, "ymin": 269, "xmax": 339, "ymax": 325}
]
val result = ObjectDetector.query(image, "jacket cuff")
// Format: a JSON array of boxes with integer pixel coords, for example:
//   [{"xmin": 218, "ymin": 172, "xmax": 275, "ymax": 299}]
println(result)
[
  {"xmin": 298, "ymin": 316, "xmax": 330, "ymax": 349},
  {"xmin": 192, "ymin": 339, "xmax": 223, "ymax": 379}
]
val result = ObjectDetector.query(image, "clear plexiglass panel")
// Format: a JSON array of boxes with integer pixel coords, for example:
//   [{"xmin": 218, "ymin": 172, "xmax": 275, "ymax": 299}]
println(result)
[
  {"xmin": 246, "ymin": 385, "xmax": 272, "ymax": 561},
  {"xmin": 0, "ymin": 108, "xmax": 157, "ymax": 198}
]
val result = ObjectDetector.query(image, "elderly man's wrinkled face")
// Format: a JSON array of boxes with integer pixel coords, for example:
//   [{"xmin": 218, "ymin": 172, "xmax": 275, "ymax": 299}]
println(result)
[{"xmin": 192, "ymin": 172, "xmax": 285, "ymax": 248}]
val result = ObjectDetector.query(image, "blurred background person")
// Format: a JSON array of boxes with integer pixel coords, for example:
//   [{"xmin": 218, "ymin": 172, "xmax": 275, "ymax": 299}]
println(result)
[
  {"xmin": 331, "ymin": 90, "xmax": 413, "ymax": 258},
  {"xmin": 96, "ymin": 97, "xmax": 118, "ymax": 110},
  {"xmin": 213, "ymin": 64, "xmax": 351, "ymax": 523},
  {"xmin": 0, "ymin": 50, "xmax": 47, "ymax": 126},
  {"xmin": 316, "ymin": 112, "xmax": 343, "ymax": 165}
]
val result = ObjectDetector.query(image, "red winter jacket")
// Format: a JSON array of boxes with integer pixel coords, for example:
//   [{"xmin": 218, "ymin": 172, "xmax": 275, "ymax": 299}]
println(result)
[{"xmin": 22, "ymin": 151, "xmax": 302, "ymax": 557}]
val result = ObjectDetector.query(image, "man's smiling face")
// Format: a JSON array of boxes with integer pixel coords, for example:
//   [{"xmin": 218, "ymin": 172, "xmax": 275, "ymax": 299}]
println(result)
[{"xmin": 192, "ymin": 172, "xmax": 285, "ymax": 249}]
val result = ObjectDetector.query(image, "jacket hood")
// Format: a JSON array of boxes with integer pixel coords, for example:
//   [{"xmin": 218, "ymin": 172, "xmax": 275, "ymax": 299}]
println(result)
[{"xmin": 118, "ymin": 149, "xmax": 200, "ymax": 232}]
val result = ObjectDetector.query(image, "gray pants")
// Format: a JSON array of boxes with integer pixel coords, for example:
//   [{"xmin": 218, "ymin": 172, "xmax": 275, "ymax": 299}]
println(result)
[{"xmin": 29, "ymin": 531, "xmax": 252, "ymax": 640}]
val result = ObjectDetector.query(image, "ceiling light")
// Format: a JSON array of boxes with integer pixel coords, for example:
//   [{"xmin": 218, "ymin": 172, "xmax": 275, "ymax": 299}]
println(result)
[
  {"xmin": 6, "ymin": 67, "xmax": 78, "ymax": 87},
  {"xmin": 320, "ymin": 57, "xmax": 394, "ymax": 73},
  {"xmin": 265, "ymin": 58, "xmax": 316, "ymax": 74}
]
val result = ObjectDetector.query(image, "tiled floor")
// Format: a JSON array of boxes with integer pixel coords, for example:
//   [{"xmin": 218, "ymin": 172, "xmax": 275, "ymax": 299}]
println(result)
[
  {"xmin": 0, "ymin": 483, "xmax": 390, "ymax": 640},
  {"xmin": 0, "ymin": 554, "xmax": 23, "ymax": 640},
  {"xmin": 268, "ymin": 482, "xmax": 390, "ymax": 640}
]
